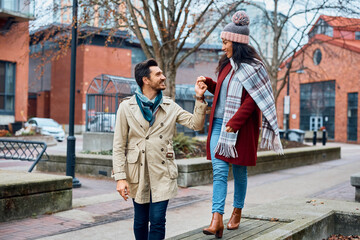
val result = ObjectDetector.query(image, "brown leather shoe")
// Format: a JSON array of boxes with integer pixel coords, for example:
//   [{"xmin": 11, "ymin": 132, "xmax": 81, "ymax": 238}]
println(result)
[
  {"xmin": 227, "ymin": 208, "xmax": 242, "ymax": 230},
  {"xmin": 203, "ymin": 212, "xmax": 224, "ymax": 238}
]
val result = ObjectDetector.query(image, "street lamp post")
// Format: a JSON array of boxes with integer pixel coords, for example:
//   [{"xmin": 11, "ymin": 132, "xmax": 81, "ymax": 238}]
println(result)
[
  {"xmin": 66, "ymin": 0, "xmax": 81, "ymax": 188},
  {"xmin": 284, "ymin": 64, "xmax": 291, "ymax": 132},
  {"xmin": 285, "ymin": 73, "xmax": 290, "ymax": 130},
  {"xmin": 284, "ymin": 66, "xmax": 307, "ymax": 133}
]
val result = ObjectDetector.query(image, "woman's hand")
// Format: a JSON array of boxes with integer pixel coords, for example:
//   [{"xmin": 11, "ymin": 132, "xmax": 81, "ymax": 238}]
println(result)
[
  {"xmin": 196, "ymin": 76, "xmax": 206, "ymax": 85},
  {"xmin": 195, "ymin": 80, "xmax": 207, "ymax": 98},
  {"xmin": 225, "ymin": 126, "xmax": 235, "ymax": 133}
]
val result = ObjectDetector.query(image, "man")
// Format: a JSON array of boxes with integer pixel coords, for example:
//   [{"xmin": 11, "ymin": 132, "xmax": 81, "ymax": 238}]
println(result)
[{"xmin": 112, "ymin": 58, "xmax": 207, "ymax": 240}]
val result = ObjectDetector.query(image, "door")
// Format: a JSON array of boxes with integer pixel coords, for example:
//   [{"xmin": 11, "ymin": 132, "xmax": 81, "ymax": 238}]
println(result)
[{"xmin": 309, "ymin": 116, "xmax": 323, "ymax": 131}]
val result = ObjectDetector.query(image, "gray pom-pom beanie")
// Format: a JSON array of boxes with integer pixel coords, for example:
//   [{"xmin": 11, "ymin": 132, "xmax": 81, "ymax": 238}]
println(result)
[{"xmin": 220, "ymin": 11, "xmax": 250, "ymax": 44}]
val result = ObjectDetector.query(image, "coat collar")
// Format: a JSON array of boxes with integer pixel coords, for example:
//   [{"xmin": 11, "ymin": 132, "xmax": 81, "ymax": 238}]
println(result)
[
  {"xmin": 128, "ymin": 96, "xmax": 149, "ymax": 133},
  {"xmin": 128, "ymin": 95, "xmax": 171, "ymax": 135}
]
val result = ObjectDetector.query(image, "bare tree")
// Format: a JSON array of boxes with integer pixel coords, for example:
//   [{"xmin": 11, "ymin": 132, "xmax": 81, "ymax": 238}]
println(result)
[
  {"xmin": 247, "ymin": 0, "xmax": 360, "ymax": 103},
  {"xmin": 31, "ymin": 0, "xmax": 245, "ymax": 99},
  {"xmin": 114, "ymin": 0, "xmax": 244, "ymax": 98}
]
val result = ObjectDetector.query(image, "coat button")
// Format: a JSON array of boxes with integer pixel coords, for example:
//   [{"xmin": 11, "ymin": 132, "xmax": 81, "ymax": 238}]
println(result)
[
  {"xmin": 159, "ymin": 135, "xmax": 163, "ymax": 139},
  {"xmin": 161, "ymin": 148, "xmax": 164, "ymax": 152},
  {"xmin": 140, "ymin": 163, "xmax": 143, "ymax": 166},
  {"xmin": 142, "ymin": 150, "xmax": 145, "ymax": 153},
  {"xmin": 145, "ymin": 136, "xmax": 149, "ymax": 140},
  {"xmin": 161, "ymin": 161, "xmax": 165, "ymax": 164},
  {"xmin": 160, "ymin": 122, "xmax": 164, "ymax": 127}
]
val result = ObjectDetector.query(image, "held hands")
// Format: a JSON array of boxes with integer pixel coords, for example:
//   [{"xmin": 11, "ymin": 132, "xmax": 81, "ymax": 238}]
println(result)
[
  {"xmin": 116, "ymin": 179, "xmax": 130, "ymax": 201},
  {"xmin": 195, "ymin": 76, "xmax": 207, "ymax": 97}
]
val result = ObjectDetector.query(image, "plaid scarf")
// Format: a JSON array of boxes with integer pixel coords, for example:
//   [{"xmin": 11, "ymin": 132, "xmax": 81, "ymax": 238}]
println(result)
[
  {"xmin": 135, "ymin": 86, "xmax": 163, "ymax": 127},
  {"xmin": 215, "ymin": 59, "xmax": 284, "ymax": 158}
]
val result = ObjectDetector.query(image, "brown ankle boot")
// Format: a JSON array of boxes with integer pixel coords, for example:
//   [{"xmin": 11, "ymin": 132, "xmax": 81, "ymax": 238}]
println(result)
[
  {"xmin": 227, "ymin": 208, "xmax": 242, "ymax": 230},
  {"xmin": 203, "ymin": 212, "xmax": 224, "ymax": 238}
]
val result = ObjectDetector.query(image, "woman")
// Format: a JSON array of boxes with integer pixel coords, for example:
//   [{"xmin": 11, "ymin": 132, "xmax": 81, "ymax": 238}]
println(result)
[{"xmin": 198, "ymin": 11, "xmax": 283, "ymax": 238}]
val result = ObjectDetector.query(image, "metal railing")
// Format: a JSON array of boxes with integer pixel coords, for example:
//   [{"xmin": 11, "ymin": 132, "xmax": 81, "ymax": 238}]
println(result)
[{"xmin": 0, "ymin": 139, "xmax": 49, "ymax": 172}]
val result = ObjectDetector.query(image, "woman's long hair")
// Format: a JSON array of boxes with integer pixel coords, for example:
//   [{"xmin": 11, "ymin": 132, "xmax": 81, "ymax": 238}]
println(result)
[{"xmin": 216, "ymin": 42, "xmax": 262, "ymax": 74}]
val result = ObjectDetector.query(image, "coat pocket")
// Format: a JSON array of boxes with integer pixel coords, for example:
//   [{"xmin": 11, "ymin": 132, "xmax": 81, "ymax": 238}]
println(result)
[
  {"xmin": 126, "ymin": 147, "xmax": 140, "ymax": 183},
  {"xmin": 166, "ymin": 151, "xmax": 178, "ymax": 179}
]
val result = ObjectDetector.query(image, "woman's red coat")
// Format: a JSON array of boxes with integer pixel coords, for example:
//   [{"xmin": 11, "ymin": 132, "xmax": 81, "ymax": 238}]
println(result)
[{"xmin": 205, "ymin": 63, "xmax": 261, "ymax": 166}]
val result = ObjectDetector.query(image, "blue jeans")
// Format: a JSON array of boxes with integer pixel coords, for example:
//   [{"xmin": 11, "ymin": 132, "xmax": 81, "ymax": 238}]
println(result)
[
  {"xmin": 210, "ymin": 118, "xmax": 248, "ymax": 215},
  {"xmin": 132, "ymin": 198, "xmax": 169, "ymax": 240}
]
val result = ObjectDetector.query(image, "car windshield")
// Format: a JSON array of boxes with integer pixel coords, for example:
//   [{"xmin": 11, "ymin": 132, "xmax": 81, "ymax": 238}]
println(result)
[{"xmin": 36, "ymin": 119, "xmax": 60, "ymax": 127}]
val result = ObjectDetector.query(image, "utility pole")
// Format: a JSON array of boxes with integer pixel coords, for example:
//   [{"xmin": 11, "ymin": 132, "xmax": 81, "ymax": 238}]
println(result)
[{"xmin": 66, "ymin": 0, "xmax": 81, "ymax": 188}]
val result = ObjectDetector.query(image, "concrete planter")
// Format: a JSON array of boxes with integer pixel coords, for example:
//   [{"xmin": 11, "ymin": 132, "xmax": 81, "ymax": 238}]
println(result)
[
  {"xmin": 82, "ymin": 132, "xmax": 114, "ymax": 152},
  {"xmin": 37, "ymin": 146, "xmax": 340, "ymax": 188},
  {"xmin": 36, "ymin": 153, "xmax": 113, "ymax": 178},
  {"xmin": 0, "ymin": 170, "xmax": 72, "ymax": 222},
  {"xmin": 177, "ymin": 146, "xmax": 341, "ymax": 187}
]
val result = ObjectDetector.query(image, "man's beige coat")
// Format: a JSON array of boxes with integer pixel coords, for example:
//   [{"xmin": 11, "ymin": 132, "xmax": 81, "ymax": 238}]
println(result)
[{"xmin": 112, "ymin": 95, "xmax": 207, "ymax": 203}]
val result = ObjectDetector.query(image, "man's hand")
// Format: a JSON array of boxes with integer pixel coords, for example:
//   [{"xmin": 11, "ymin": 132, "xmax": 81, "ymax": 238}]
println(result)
[
  {"xmin": 195, "ymin": 77, "xmax": 207, "ymax": 97},
  {"xmin": 116, "ymin": 179, "xmax": 130, "ymax": 201}
]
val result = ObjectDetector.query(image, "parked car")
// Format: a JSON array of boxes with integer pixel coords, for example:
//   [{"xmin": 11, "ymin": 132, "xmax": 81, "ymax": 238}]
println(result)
[
  {"xmin": 87, "ymin": 113, "xmax": 116, "ymax": 132},
  {"xmin": 25, "ymin": 118, "xmax": 65, "ymax": 142}
]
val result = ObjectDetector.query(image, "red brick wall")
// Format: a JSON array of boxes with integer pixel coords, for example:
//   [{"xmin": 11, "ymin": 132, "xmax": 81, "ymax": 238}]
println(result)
[
  {"xmin": 36, "ymin": 91, "xmax": 50, "ymax": 118},
  {"xmin": 27, "ymin": 93, "xmax": 37, "ymax": 118},
  {"xmin": 0, "ymin": 22, "xmax": 29, "ymax": 122},
  {"xmin": 333, "ymin": 30, "xmax": 355, "ymax": 39},
  {"xmin": 277, "ymin": 41, "xmax": 360, "ymax": 143},
  {"xmin": 50, "ymin": 45, "xmax": 131, "ymax": 125}
]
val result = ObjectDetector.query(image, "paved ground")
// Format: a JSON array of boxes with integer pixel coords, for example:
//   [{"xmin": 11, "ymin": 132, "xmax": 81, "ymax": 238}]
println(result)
[{"xmin": 0, "ymin": 137, "xmax": 359, "ymax": 240}]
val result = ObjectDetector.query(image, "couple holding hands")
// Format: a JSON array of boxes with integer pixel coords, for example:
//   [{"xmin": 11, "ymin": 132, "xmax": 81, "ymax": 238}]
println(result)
[{"xmin": 112, "ymin": 11, "xmax": 283, "ymax": 240}]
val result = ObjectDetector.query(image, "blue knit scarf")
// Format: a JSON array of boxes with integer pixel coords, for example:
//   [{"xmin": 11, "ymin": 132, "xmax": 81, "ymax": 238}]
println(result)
[{"xmin": 135, "ymin": 86, "xmax": 163, "ymax": 127}]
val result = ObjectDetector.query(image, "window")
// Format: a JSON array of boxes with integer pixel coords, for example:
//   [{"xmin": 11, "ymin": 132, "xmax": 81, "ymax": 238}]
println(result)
[
  {"xmin": 347, "ymin": 92, "xmax": 358, "ymax": 141},
  {"xmin": 308, "ymin": 19, "xmax": 333, "ymax": 39},
  {"xmin": 300, "ymin": 80, "xmax": 335, "ymax": 139},
  {"xmin": 0, "ymin": 61, "xmax": 16, "ymax": 114},
  {"xmin": 356, "ymin": 32, "xmax": 360, "ymax": 40},
  {"xmin": 313, "ymin": 49, "xmax": 322, "ymax": 65},
  {"xmin": 62, "ymin": 12, "xmax": 69, "ymax": 22},
  {"xmin": 2, "ymin": 0, "xmax": 17, "ymax": 12}
]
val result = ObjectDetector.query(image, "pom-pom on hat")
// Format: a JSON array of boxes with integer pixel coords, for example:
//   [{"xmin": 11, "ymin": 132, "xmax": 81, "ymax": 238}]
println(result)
[{"xmin": 221, "ymin": 11, "xmax": 250, "ymax": 44}]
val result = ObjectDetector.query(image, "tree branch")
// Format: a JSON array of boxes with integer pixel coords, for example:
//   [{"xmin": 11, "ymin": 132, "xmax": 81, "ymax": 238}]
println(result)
[{"xmin": 175, "ymin": 1, "xmax": 244, "ymax": 68}]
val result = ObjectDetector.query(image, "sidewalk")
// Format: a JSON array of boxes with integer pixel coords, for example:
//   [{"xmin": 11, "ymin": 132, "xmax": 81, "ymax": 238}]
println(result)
[{"xmin": 0, "ymin": 140, "xmax": 359, "ymax": 240}]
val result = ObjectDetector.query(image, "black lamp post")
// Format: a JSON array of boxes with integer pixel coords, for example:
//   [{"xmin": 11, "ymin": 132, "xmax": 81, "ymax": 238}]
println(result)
[
  {"xmin": 66, "ymin": 0, "xmax": 81, "ymax": 188},
  {"xmin": 286, "ymin": 73, "xmax": 290, "ymax": 131},
  {"xmin": 284, "ymin": 63, "xmax": 291, "ymax": 132}
]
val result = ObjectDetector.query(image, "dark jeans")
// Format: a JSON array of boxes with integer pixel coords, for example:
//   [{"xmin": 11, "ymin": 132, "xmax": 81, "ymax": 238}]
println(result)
[{"xmin": 132, "ymin": 198, "xmax": 169, "ymax": 240}]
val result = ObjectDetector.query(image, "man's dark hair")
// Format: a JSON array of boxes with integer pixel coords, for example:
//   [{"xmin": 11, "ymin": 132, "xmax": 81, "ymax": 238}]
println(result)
[{"xmin": 134, "ymin": 59, "xmax": 158, "ymax": 88}]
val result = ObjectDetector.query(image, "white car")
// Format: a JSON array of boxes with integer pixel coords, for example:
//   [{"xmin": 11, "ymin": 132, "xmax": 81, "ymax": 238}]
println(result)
[
  {"xmin": 25, "ymin": 118, "xmax": 65, "ymax": 142},
  {"xmin": 88, "ymin": 113, "xmax": 116, "ymax": 132}
]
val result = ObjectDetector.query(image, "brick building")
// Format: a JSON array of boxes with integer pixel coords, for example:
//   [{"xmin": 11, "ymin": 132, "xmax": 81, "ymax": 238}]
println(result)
[
  {"xmin": 29, "ymin": 26, "xmax": 132, "ymax": 132},
  {"xmin": 277, "ymin": 15, "xmax": 360, "ymax": 142},
  {"xmin": 0, "ymin": 1, "xmax": 33, "ymax": 127},
  {"xmin": 29, "ymin": 24, "xmax": 222, "ymax": 133}
]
